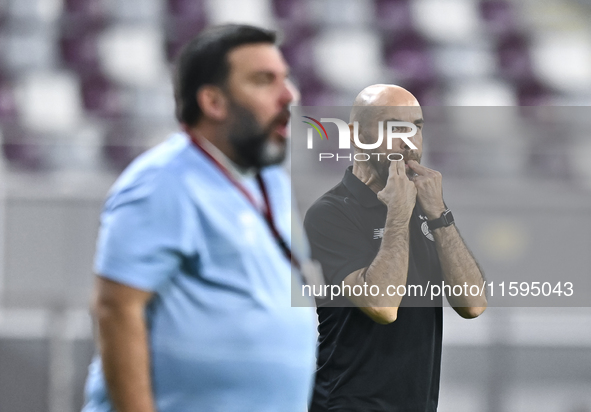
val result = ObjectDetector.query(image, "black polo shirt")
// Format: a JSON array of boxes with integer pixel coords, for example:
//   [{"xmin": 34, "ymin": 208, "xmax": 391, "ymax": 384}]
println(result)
[{"xmin": 304, "ymin": 166, "xmax": 443, "ymax": 412}]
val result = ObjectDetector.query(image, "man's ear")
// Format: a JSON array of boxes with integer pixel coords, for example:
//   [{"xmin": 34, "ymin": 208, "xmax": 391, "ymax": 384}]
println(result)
[{"xmin": 196, "ymin": 85, "xmax": 228, "ymax": 121}]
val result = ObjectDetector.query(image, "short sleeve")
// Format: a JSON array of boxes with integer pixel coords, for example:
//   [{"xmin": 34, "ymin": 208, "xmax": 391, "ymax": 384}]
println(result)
[
  {"xmin": 94, "ymin": 169, "xmax": 186, "ymax": 292},
  {"xmin": 304, "ymin": 199, "xmax": 375, "ymax": 286}
]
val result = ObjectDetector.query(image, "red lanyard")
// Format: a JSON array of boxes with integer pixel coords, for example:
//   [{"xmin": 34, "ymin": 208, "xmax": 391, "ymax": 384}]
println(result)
[{"xmin": 187, "ymin": 132, "xmax": 299, "ymax": 270}]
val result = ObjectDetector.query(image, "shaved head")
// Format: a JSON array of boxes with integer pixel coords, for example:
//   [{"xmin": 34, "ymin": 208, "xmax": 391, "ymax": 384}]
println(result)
[
  {"xmin": 350, "ymin": 84, "xmax": 420, "ymax": 124},
  {"xmin": 348, "ymin": 84, "xmax": 424, "ymax": 182}
]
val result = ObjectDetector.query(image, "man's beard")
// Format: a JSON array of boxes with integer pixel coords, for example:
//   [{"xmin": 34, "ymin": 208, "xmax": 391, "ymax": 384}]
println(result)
[
  {"xmin": 226, "ymin": 100, "xmax": 288, "ymax": 170},
  {"xmin": 366, "ymin": 148, "xmax": 421, "ymax": 183}
]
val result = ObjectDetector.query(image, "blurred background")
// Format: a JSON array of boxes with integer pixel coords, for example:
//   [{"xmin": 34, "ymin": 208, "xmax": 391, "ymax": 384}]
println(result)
[{"xmin": 0, "ymin": 0, "xmax": 590, "ymax": 411}]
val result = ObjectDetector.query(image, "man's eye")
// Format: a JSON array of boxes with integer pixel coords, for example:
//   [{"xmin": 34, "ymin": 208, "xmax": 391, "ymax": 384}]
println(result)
[{"xmin": 254, "ymin": 75, "xmax": 274, "ymax": 84}]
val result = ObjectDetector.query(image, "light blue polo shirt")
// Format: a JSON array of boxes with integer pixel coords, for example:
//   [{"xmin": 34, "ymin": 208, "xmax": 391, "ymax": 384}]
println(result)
[{"xmin": 83, "ymin": 133, "xmax": 317, "ymax": 412}]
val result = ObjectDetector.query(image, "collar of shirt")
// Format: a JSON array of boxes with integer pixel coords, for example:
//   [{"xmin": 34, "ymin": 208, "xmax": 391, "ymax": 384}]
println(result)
[
  {"xmin": 188, "ymin": 132, "xmax": 265, "ymax": 211},
  {"xmin": 342, "ymin": 166, "xmax": 383, "ymax": 208},
  {"xmin": 191, "ymin": 133, "xmax": 257, "ymax": 182}
]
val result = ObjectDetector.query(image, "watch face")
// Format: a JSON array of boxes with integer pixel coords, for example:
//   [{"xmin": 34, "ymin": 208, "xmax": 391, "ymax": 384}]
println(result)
[{"xmin": 443, "ymin": 210, "xmax": 454, "ymax": 225}]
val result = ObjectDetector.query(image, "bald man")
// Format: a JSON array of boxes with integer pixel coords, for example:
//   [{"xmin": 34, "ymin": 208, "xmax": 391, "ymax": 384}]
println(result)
[{"xmin": 304, "ymin": 85, "xmax": 487, "ymax": 412}]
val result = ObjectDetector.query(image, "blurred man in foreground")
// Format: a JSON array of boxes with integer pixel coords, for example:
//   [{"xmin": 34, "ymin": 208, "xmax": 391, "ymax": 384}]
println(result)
[
  {"xmin": 304, "ymin": 84, "xmax": 487, "ymax": 411},
  {"xmin": 82, "ymin": 24, "xmax": 317, "ymax": 412}
]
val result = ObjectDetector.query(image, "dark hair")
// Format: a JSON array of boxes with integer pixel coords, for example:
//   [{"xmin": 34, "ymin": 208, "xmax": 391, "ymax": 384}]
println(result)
[{"xmin": 173, "ymin": 24, "xmax": 277, "ymax": 126}]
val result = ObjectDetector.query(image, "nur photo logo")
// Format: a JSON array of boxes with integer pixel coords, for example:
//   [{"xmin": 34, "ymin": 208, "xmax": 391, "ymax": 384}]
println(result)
[{"xmin": 302, "ymin": 116, "xmax": 418, "ymax": 162}]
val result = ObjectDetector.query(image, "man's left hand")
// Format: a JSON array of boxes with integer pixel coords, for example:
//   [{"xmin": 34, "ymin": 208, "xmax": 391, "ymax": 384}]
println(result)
[{"xmin": 407, "ymin": 160, "xmax": 446, "ymax": 220}]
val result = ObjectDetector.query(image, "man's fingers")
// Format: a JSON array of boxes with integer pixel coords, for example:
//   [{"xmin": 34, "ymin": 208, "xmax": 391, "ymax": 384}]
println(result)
[
  {"xmin": 407, "ymin": 160, "xmax": 429, "ymax": 176},
  {"xmin": 396, "ymin": 158, "xmax": 406, "ymax": 176},
  {"xmin": 387, "ymin": 159, "xmax": 405, "ymax": 176},
  {"xmin": 388, "ymin": 160, "xmax": 400, "ymax": 176},
  {"xmin": 410, "ymin": 174, "xmax": 425, "ymax": 184}
]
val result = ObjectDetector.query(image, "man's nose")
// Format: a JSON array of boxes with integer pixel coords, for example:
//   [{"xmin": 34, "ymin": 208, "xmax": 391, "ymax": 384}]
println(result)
[
  {"xmin": 394, "ymin": 133, "xmax": 412, "ymax": 151},
  {"xmin": 280, "ymin": 79, "xmax": 298, "ymax": 106}
]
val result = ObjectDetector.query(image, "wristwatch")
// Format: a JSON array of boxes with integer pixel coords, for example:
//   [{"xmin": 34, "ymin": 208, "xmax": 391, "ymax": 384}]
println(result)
[{"xmin": 427, "ymin": 209, "xmax": 454, "ymax": 231}]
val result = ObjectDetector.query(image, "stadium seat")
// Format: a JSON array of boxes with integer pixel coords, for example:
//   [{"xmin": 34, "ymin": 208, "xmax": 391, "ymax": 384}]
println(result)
[
  {"xmin": 15, "ymin": 71, "xmax": 83, "ymax": 133},
  {"xmin": 530, "ymin": 33, "xmax": 591, "ymax": 93},
  {"xmin": 433, "ymin": 45, "xmax": 496, "ymax": 80},
  {"xmin": 272, "ymin": 0, "xmax": 308, "ymax": 21},
  {"xmin": 280, "ymin": 25, "xmax": 317, "ymax": 73},
  {"xmin": 0, "ymin": 74, "xmax": 17, "ymax": 120},
  {"xmin": 402, "ymin": 80, "xmax": 442, "ymax": 106},
  {"xmin": 515, "ymin": 79, "xmax": 554, "ymax": 106},
  {"xmin": 63, "ymin": 0, "xmax": 108, "ymax": 18},
  {"xmin": 2, "ymin": 27, "xmax": 56, "ymax": 73},
  {"xmin": 314, "ymin": 28, "xmax": 383, "ymax": 92},
  {"xmin": 108, "ymin": 0, "xmax": 163, "ymax": 21},
  {"xmin": 480, "ymin": 0, "xmax": 518, "ymax": 36},
  {"xmin": 411, "ymin": 0, "xmax": 481, "ymax": 44},
  {"xmin": 206, "ymin": 0, "xmax": 274, "ymax": 28},
  {"xmin": 102, "ymin": 122, "xmax": 148, "ymax": 169},
  {"xmin": 168, "ymin": 0, "xmax": 205, "ymax": 17},
  {"xmin": 79, "ymin": 72, "xmax": 124, "ymax": 118},
  {"xmin": 384, "ymin": 31, "xmax": 435, "ymax": 83},
  {"xmin": 1, "ymin": 126, "xmax": 47, "ymax": 170},
  {"xmin": 97, "ymin": 24, "xmax": 167, "ymax": 87},
  {"xmin": 496, "ymin": 33, "xmax": 534, "ymax": 81},
  {"xmin": 59, "ymin": 20, "xmax": 105, "ymax": 72},
  {"xmin": 375, "ymin": 0, "xmax": 413, "ymax": 32},
  {"xmin": 165, "ymin": 0, "xmax": 210, "ymax": 61},
  {"xmin": 445, "ymin": 79, "xmax": 517, "ymax": 105},
  {"xmin": 164, "ymin": 15, "xmax": 207, "ymax": 62},
  {"xmin": 295, "ymin": 72, "xmax": 336, "ymax": 106}
]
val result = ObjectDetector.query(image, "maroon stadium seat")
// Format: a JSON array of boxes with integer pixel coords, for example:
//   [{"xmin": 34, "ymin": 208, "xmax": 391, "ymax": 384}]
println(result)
[
  {"xmin": 102, "ymin": 122, "xmax": 149, "ymax": 170},
  {"xmin": 79, "ymin": 72, "xmax": 124, "ymax": 118},
  {"xmin": 165, "ymin": 0, "xmax": 207, "ymax": 61},
  {"xmin": 496, "ymin": 33, "xmax": 534, "ymax": 80},
  {"xmin": 1, "ymin": 125, "xmax": 47, "ymax": 170},
  {"xmin": 375, "ymin": 0, "xmax": 414, "ymax": 32},
  {"xmin": 480, "ymin": 0, "xmax": 518, "ymax": 36},
  {"xmin": 384, "ymin": 32, "xmax": 435, "ymax": 83},
  {"xmin": 272, "ymin": 0, "xmax": 308, "ymax": 21}
]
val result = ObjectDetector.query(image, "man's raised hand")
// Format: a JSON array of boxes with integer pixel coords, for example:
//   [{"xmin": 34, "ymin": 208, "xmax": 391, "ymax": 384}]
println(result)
[
  {"xmin": 377, "ymin": 160, "xmax": 417, "ymax": 223},
  {"xmin": 407, "ymin": 160, "xmax": 446, "ymax": 220}
]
